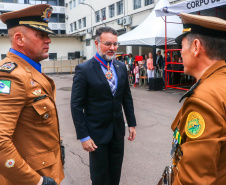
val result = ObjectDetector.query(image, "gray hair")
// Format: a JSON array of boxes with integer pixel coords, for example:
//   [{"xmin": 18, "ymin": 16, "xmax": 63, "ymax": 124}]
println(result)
[
  {"xmin": 95, "ymin": 26, "xmax": 118, "ymax": 41},
  {"xmin": 186, "ymin": 33, "xmax": 226, "ymax": 61}
]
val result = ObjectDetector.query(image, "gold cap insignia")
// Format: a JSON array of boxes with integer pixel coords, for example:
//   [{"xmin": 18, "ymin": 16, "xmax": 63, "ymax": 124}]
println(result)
[
  {"xmin": 183, "ymin": 28, "xmax": 191, "ymax": 33},
  {"xmin": 41, "ymin": 7, "xmax": 53, "ymax": 22}
]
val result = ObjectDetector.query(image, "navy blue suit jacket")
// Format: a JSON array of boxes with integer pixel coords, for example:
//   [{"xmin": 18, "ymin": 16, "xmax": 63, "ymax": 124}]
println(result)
[{"xmin": 71, "ymin": 57, "xmax": 136, "ymax": 144}]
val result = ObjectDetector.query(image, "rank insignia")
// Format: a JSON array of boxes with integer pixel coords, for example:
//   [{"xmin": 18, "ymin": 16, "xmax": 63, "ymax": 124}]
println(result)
[
  {"xmin": 5, "ymin": 159, "xmax": 15, "ymax": 168},
  {"xmin": 0, "ymin": 62, "xmax": 17, "ymax": 73},
  {"xmin": 185, "ymin": 112, "xmax": 205, "ymax": 139},
  {"xmin": 41, "ymin": 7, "xmax": 53, "ymax": 22},
  {"xmin": 105, "ymin": 71, "xmax": 113, "ymax": 80},
  {"xmin": 32, "ymin": 89, "xmax": 41, "ymax": 96},
  {"xmin": 30, "ymin": 79, "xmax": 36, "ymax": 87},
  {"xmin": 0, "ymin": 80, "xmax": 11, "ymax": 94}
]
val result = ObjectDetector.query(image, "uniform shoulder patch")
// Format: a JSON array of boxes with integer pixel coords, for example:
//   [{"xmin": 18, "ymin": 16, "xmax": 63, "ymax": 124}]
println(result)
[
  {"xmin": 0, "ymin": 80, "xmax": 11, "ymax": 94},
  {"xmin": 185, "ymin": 111, "xmax": 205, "ymax": 139},
  {"xmin": 0, "ymin": 62, "xmax": 18, "ymax": 73}
]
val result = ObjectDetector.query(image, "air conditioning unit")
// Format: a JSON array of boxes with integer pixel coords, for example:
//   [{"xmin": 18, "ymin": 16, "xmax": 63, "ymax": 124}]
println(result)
[
  {"xmin": 123, "ymin": 16, "xmax": 132, "ymax": 26},
  {"xmin": 117, "ymin": 18, "xmax": 123, "ymax": 25},
  {"xmin": 65, "ymin": 15, "xmax": 68, "ymax": 19},
  {"xmin": 87, "ymin": 28, "xmax": 92, "ymax": 34}
]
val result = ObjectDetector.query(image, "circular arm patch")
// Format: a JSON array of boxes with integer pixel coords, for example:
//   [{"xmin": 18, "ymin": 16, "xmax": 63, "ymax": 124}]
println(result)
[{"xmin": 185, "ymin": 112, "xmax": 205, "ymax": 139}]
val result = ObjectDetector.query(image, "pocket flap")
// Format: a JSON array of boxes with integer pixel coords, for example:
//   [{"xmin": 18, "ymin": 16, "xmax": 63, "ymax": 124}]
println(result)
[
  {"xmin": 32, "ymin": 97, "xmax": 55, "ymax": 115},
  {"xmin": 26, "ymin": 151, "xmax": 56, "ymax": 171}
]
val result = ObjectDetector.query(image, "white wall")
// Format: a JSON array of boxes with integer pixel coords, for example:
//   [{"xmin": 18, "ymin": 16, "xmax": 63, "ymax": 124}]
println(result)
[
  {"xmin": 49, "ymin": 37, "xmax": 82, "ymax": 60},
  {"xmin": 0, "ymin": 36, "xmax": 82, "ymax": 61}
]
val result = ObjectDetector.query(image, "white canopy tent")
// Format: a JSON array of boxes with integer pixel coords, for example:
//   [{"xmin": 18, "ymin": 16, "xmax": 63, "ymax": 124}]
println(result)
[
  {"xmin": 155, "ymin": 0, "xmax": 226, "ymax": 16},
  {"xmin": 118, "ymin": 0, "xmax": 183, "ymax": 46}
]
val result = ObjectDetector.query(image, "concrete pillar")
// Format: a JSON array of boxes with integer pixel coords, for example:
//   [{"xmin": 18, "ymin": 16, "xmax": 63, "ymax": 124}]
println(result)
[
  {"xmin": 139, "ymin": 46, "xmax": 142, "ymax": 56},
  {"xmin": 126, "ymin": 26, "xmax": 132, "ymax": 54}
]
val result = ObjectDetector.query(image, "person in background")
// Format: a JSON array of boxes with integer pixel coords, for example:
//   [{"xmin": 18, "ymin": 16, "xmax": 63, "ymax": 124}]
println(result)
[
  {"xmin": 143, "ymin": 54, "xmax": 148, "ymax": 72},
  {"xmin": 130, "ymin": 61, "xmax": 135, "ymax": 84},
  {"xmin": 163, "ymin": 51, "xmax": 172, "ymax": 85},
  {"xmin": 172, "ymin": 55, "xmax": 183, "ymax": 84},
  {"xmin": 125, "ymin": 60, "xmax": 130, "ymax": 75},
  {"xmin": 155, "ymin": 50, "xmax": 163, "ymax": 77},
  {"xmin": 133, "ymin": 61, "xmax": 139, "ymax": 84},
  {"xmin": 147, "ymin": 53, "xmax": 155, "ymax": 83},
  {"xmin": 127, "ymin": 53, "xmax": 134, "ymax": 66},
  {"xmin": 0, "ymin": 4, "xmax": 64, "ymax": 185}
]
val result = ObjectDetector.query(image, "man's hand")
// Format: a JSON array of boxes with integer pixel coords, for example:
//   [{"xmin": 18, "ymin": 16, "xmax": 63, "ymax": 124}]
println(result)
[
  {"xmin": 128, "ymin": 127, "xmax": 136, "ymax": 141},
  {"xmin": 82, "ymin": 138, "xmax": 98, "ymax": 152},
  {"xmin": 41, "ymin": 176, "xmax": 57, "ymax": 185}
]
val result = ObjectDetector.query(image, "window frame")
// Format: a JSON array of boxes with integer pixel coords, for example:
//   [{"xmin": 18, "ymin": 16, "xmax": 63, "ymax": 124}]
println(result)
[
  {"xmin": 109, "ymin": 4, "xmax": 115, "ymax": 18},
  {"xmin": 117, "ymin": 0, "xmax": 123, "ymax": 15}
]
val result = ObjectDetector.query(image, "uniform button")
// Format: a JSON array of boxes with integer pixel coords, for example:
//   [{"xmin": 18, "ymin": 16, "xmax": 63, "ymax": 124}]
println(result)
[
  {"xmin": 42, "ymin": 162, "xmax": 45, "ymax": 166},
  {"xmin": 43, "ymin": 113, "xmax": 49, "ymax": 119},
  {"xmin": 44, "ymin": 106, "xmax": 47, "ymax": 110}
]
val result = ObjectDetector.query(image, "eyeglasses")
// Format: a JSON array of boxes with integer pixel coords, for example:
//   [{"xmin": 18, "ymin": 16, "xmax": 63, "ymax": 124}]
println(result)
[{"xmin": 99, "ymin": 41, "xmax": 120, "ymax": 47}]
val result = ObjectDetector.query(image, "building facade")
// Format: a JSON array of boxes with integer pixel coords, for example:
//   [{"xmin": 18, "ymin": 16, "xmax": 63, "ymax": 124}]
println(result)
[
  {"xmin": 0, "ymin": 0, "xmax": 225, "ymax": 62},
  {"xmin": 0, "ymin": 0, "xmax": 83, "ymax": 61}
]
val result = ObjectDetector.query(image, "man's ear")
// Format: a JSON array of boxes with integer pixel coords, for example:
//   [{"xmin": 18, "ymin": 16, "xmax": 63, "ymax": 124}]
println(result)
[
  {"xmin": 193, "ymin": 39, "xmax": 201, "ymax": 57},
  {"xmin": 14, "ymin": 32, "xmax": 24, "ymax": 47}
]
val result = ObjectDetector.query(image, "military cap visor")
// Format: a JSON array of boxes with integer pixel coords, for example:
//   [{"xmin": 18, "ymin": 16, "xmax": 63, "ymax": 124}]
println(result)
[
  {"xmin": 175, "ymin": 13, "xmax": 226, "ymax": 44},
  {"xmin": 0, "ymin": 4, "xmax": 55, "ymax": 35}
]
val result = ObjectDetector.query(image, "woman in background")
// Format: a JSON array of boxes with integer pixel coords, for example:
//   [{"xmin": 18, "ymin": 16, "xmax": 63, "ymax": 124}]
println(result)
[
  {"xmin": 147, "ymin": 53, "xmax": 154, "ymax": 83},
  {"xmin": 133, "ymin": 62, "xmax": 139, "ymax": 84}
]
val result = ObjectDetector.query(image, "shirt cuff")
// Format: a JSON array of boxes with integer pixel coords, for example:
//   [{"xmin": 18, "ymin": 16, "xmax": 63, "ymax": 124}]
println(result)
[{"xmin": 80, "ymin": 136, "xmax": 91, "ymax": 142}]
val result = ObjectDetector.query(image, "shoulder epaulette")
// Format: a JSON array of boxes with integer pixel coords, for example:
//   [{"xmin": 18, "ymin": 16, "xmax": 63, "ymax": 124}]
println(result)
[{"xmin": 0, "ymin": 62, "xmax": 18, "ymax": 73}]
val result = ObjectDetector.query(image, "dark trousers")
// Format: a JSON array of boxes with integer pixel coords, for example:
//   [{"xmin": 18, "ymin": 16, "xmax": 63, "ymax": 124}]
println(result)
[{"xmin": 89, "ymin": 137, "xmax": 124, "ymax": 185}]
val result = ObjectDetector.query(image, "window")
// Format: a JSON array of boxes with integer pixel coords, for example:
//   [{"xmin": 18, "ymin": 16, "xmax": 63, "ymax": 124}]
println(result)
[
  {"xmin": 68, "ymin": 52, "xmax": 75, "ymax": 60},
  {"xmin": 101, "ymin": 8, "xmax": 106, "ymax": 20},
  {"xmin": 70, "ymin": 23, "xmax": 73, "ymax": 32},
  {"xmin": 1, "ymin": 54, "xmax": 6, "ymax": 60},
  {"xmin": 59, "ymin": 14, "xmax": 65, "ymax": 23},
  {"xmin": 69, "ymin": 1, "xmax": 72, "ymax": 10},
  {"xmin": 74, "ymin": 21, "xmax": 77, "ymax": 30},
  {"xmin": 145, "ymin": 0, "xmax": 153, "ymax": 6},
  {"xmin": 95, "ymin": 11, "xmax": 100, "ymax": 23},
  {"xmin": 86, "ymin": 39, "xmax": 91, "ymax": 46},
  {"xmin": 49, "ymin": 14, "xmax": 57, "ymax": 23},
  {"xmin": 59, "ymin": 0, "xmax": 65, "ymax": 6},
  {"xmin": 78, "ymin": 0, "xmax": 84, "ymax": 4},
  {"xmin": 49, "ymin": 53, "xmax": 57, "ymax": 60},
  {"xmin": 109, "ymin": 4, "xmax": 115, "ymax": 18},
  {"xmin": 73, "ymin": 0, "xmax": 76, "ymax": 7},
  {"xmin": 78, "ymin": 19, "xmax": 82, "ymax": 29},
  {"xmin": 48, "ymin": 0, "xmax": 57, "ymax": 6},
  {"xmin": 117, "ymin": 1, "xmax": 123, "ymax": 15},
  {"xmin": 82, "ymin": 17, "xmax": 86, "ymax": 27},
  {"xmin": 134, "ymin": 0, "xmax": 141, "ymax": 10}
]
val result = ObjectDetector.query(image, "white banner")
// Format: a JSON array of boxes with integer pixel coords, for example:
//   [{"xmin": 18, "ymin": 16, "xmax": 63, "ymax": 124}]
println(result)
[{"xmin": 155, "ymin": 0, "xmax": 226, "ymax": 17}]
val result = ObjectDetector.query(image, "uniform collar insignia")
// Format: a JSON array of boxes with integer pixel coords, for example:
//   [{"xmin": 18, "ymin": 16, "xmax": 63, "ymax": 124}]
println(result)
[{"xmin": 179, "ymin": 79, "xmax": 201, "ymax": 103}]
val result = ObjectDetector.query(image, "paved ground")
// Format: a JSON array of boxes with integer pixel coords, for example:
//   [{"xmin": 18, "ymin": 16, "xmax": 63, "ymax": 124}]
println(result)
[{"xmin": 51, "ymin": 74, "xmax": 185, "ymax": 185}]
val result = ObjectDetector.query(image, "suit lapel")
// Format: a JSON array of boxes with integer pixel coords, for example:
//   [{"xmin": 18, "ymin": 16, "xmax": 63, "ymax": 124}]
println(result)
[{"xmin": 92, "ymin": 58, "xmax": 112, "ymax": 95}]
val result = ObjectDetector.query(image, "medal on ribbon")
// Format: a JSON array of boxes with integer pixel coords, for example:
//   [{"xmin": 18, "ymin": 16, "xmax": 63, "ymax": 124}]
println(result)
[{"xmin": 105, "ymin": 62, "xmax": 113, "ymax": 80}]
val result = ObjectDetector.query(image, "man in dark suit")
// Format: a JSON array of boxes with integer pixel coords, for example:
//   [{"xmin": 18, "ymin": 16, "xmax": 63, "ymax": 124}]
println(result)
[
  {"xmin": 71, "ymin": 27, "xmax": 137, "ymax": 185},
  {"xmin": 155, "ymin": 50, "xmax": 163, "ymax": 77}
]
